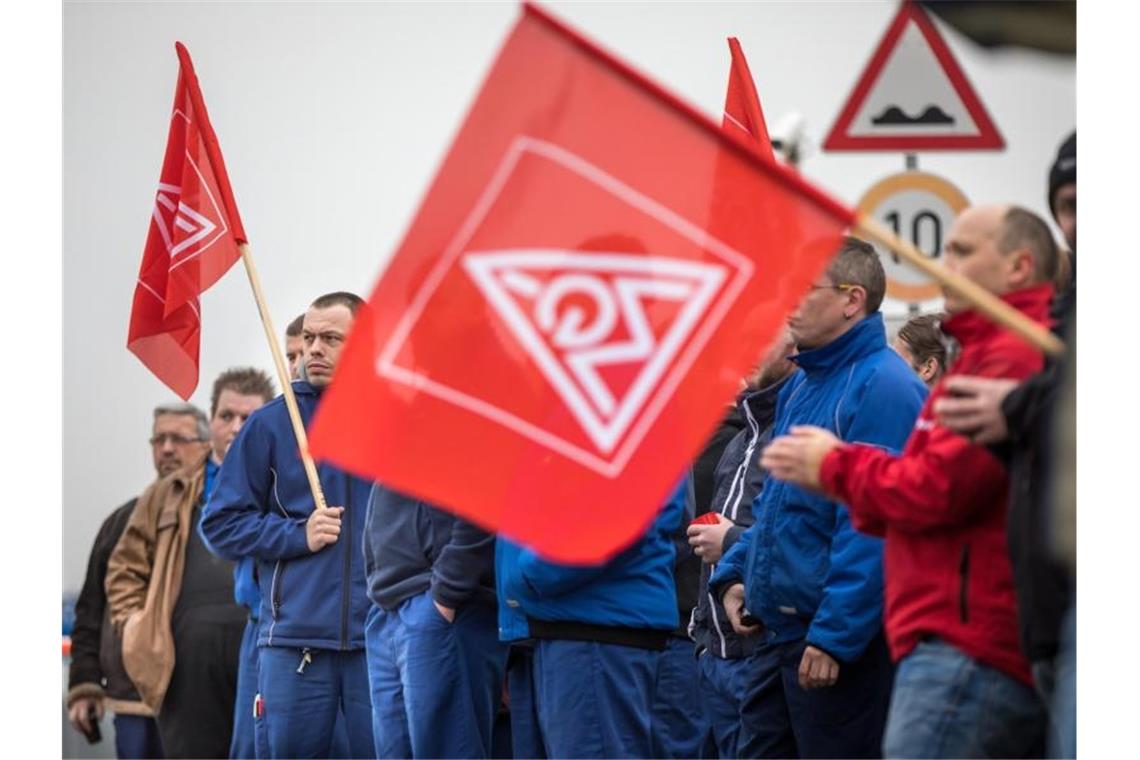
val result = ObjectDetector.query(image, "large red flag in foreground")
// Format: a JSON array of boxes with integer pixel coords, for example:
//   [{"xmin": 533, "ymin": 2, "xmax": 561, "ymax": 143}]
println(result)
[
  {"xmin": 127, "ymin": 42, "xmax": 246, "ymax": 399},
  {"xmin": 309, "ymin": 3, "xmax": 854, "ymax": 563},
  {"xmin": 723, "ymin": 37, "xmax": 774, "ymax": 157}
]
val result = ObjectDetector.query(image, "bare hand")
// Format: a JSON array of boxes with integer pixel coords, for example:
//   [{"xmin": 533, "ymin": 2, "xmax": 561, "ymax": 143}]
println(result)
[
  {"xmin": 761, "ymin": 426, "xmax": 841, "ymax": 491},
  {"xmin": 934, "ymin": 376, "xmax": 1017, "ymax": 444},
  {"xmin": 798, "ymin": 645, "xmax": 840, "ymax": 690},
  {"xmin": 68, "ymin": 696, "xmax": 103, "ymax": 735},
  {"xmin": 722, "ymin": 583, "xmax": 761, "ymax": 636},
  {"xmin": 433, "ymin": 600, "xmax": 456, "ymax": 623},
  {"xmin": 687, "ymin": 514, "xmax": 734, "ymax": 563},
  {"xmin": 306, "ymin": 506, "xmax": 344, "ymax": 552}
]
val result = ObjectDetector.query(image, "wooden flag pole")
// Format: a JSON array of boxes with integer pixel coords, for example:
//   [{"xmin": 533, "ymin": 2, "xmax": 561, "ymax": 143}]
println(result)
[
  {"xmin": 237, "ymin": 242, "xmax": 328, "ymax": 512},
  {"xmin": 853, "ymin": 213, "xmax": 1065, "ymax": 357}
]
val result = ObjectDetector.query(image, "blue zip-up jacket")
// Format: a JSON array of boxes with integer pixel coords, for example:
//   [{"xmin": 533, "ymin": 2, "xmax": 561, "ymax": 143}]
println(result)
[
  {"xmin": 710, "ymin": 314, "xmax": 927, "ymax": 662},
  {"xmin": 496, "ymin": 478, "xmax": 687, "ymax": 643},
  {"xmin": 200, "ymin": 381, "xmax": 373, "ymax": 650},
  {"xmin": 363, "ymin": 484, "xmax": 496, "ymax": 611},
  {"xmin": 198, "ymin": 459, "xmax": 261, "ymax": 621}
]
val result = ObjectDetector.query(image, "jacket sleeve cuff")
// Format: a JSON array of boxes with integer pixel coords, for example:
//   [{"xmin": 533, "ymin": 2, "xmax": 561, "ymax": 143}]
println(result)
[
  {"xmin": 66, "ymin": 682, "xmax": 105, "ymax": 708},
  {"xmin": 819, "ymin": 446, "xmax": 848, "ymax": 501},
  {"xmin": 722, "ymin": 525, "xmax": 745, "ymax": 554},
  {"xmin": 287, "ymin": 518, "xmax": 311, "ymax": 557},
  {"xmin": 430, "ymin": 576, "xmax": 474, "ymax": 610}
]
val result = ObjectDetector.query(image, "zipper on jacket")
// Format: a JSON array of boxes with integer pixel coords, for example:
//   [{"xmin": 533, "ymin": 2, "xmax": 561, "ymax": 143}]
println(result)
[
  {"xmin": 958, "ymin": 543, "xmax": 971, "ymax": 623},
  {"xmin": 341, "ymin": 471, "xmax": 352, "ymax": 651},
  {"xmin": 271, "ymin": 561, "xmax": 285, "ymax": 619}
]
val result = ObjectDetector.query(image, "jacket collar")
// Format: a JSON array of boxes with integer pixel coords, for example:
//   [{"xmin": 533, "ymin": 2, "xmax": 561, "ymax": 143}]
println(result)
[
  {"xmin": 291, "ymin": 380, "xmax": 321, "ymax": 397},
  {"xmin": 942, "ymin": 284, "xmax": 1054, "ymax": 347},
  {"xmin": 740, "ymin": 373, "xmax": 790, "ymax": 420},
  {"xmin": 791, "ymin": 312, "xmax": 887, "ymax": 375}
]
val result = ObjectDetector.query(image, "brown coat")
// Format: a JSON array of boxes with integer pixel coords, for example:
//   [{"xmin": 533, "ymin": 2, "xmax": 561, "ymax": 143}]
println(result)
[{"xmin": 104, "ymin": 451, "xmax": 208, "ymax": 714}]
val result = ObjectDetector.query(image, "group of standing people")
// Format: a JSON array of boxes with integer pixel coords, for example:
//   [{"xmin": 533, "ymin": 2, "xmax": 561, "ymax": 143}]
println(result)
[{"xmin": 67, "ymin": 131, "xmax": 1076, "ymax": 759}]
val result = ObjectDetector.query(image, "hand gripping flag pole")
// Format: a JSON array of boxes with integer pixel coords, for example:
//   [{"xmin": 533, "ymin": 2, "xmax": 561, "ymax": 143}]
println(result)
[
  {"xmin": 172, "ymin": 42, "xmax": 329, "ymax": 511},
  {"xmin": 132, "ymin": 42, "xmax": 328, "ymax": 511}
]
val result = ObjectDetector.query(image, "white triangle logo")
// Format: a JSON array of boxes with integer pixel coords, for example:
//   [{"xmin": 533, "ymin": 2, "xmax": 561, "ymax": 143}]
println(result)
[
  {"xmin": 152, "ymin": 181, "xmax": 219, "ymax": 258},
  {"xmin": 463, "ymin": 248, "xmax": 726, "ymax": 454}
]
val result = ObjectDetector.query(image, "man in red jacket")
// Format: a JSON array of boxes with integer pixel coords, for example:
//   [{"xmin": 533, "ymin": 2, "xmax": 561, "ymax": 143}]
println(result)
[{"xmin": 759, "ymin": 204, "xmax": 1056, "ymax": 758}]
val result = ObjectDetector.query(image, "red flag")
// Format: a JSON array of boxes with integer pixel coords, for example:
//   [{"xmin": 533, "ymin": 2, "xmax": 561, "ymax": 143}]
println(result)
[
  {"xmin": 127, "ymin": 42, "xmax": 246, "ymax": 399},
  {"xmin": 723, "ymin": 37, "xmax": 774, "ymax": 157},
  {"xmin": 308, "ymin": 3, "xmax": 853, "ymax": 564}
]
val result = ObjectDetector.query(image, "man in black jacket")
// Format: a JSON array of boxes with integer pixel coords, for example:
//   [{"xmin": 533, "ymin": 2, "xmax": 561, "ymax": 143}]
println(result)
[
  {"xmin": 362, "ymin": 484, "xmax": 505, "ymax": 758},
  {"xmin": 683, "ymin": 334, "xmax": 796, "ymax": 757},
  {"xmin": 67, "ymin": 404, "xmax": 210, "ymax": 757}
]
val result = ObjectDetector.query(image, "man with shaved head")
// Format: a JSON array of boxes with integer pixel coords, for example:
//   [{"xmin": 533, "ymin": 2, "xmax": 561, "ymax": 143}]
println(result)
[{"xmin": 760, "ymin": 204, "xmax": 1056, "ymax": 757}]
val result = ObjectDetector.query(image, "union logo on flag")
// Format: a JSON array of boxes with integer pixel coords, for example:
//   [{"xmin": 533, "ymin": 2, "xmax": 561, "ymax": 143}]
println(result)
[
  {"xmin": 376, "ymin": 137, "xmax": 754, "ymax": 476},
  {"xmin": 308, "ymin": 4, "xmax": 851, "ymax": 563}
]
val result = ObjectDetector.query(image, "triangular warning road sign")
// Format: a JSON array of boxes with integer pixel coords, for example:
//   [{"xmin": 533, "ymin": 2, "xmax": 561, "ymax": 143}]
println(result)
[
  {"xmin": 462, "ymin": 249, "xmax": 726, "ymax": 455},
  {"xmin": 824, "ymin": 1, "xmax": 1004, "ymax": 151}
]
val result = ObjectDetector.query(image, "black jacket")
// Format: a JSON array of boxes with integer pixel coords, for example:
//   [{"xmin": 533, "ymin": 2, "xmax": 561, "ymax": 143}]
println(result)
[
  {"xmin": 1002, "ymin": 278, "xmax": 1075, "ymax": 665},
  {"xmin": 67, "ymin": 498, "xmax": 146, "ymax": 707},
  {"xmin": 689, "ymin": 380, "xmax": 784, "ymax": 658},
  {"xmin": 669, "ymin": 402, "xmax": 748, "ymax": 634},
  {"xmin": 363, "ymin": 484, "xmax": 497, "ymax": 611}
]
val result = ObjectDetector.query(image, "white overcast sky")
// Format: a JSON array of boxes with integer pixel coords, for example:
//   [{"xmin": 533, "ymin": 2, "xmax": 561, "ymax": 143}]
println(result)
[{"xmin": 62, "ymin": 1, "xmax": 1074, "ymax": 590}]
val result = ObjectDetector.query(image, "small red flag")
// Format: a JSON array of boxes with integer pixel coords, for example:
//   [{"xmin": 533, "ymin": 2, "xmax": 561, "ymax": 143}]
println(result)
[
  {"xmin": 308, "ymin": 3, "xmax": 853, "ymax": 563},
  {"xmin": 127, "ymin": 42, "xmax": 246, "ymax": 400},
  {"xmin": 723, "ymin": 37, "xmax": 774, "ymax": 158}
]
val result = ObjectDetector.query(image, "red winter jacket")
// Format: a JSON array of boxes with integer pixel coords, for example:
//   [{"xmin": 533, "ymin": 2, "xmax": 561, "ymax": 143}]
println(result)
[{"xmin": 819, "ymin": 284, "xmax": 1053, "ymax": 686}]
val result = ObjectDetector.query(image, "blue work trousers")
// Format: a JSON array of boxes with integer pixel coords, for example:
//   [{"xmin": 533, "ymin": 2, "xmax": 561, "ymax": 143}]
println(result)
[
  {"xmin": 532, "ymin": 638, "xmax": 661, "ymax": 758},
  {"xmin": 738, "ymin": 633, "xmax": 894, "ymax": 758},
  {"xmin": 365, "ymin": 590, "xmax": 507, "ymax": 758},
  {"xmin": 113, "ymin": 714, "xmax": 164, "ymax": 759},
  {"xmin": 505, "ymin": 644, "xmax": 546, "ymax": 760},
  {"xmin": 651, "ymin": 636, "xmax": 713, "ymax": 758},
  {"xmin": 883, "ymin": 638, "xmax": 1047, "ymax": 759},
  {"xmin": 257, "ymin": 646, "xmax": 374, "ymax": 758},
  {"xmin": 696, "ymin": 649, "xmax": 754, "ymax": 758}
]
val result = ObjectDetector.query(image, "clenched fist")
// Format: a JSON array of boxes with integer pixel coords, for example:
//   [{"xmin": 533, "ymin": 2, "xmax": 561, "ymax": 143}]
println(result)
[{"xmin": 307, "ymin": 506, "xmax": 344, "ymax": 552}]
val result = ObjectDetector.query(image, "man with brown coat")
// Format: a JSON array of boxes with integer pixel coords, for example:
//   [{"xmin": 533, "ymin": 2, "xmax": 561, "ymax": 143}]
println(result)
[{"xmin": 106, "ymin": 369, "xmax": 273, "ymax": 758}]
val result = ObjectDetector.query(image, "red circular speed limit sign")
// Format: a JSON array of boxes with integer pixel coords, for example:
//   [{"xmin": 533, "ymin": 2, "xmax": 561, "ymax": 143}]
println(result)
[{"xmin": 856, "ymin": 171, "xmax": 969, "ymax": 302}]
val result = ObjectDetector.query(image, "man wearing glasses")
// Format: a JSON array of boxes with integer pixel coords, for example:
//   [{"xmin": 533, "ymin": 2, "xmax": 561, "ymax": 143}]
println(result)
[
  {"xmin": 709, "ymin": 237, "xmax": 927, "ymax": 758},
  {"xmin": 107, "ymin": 369, "xmax": 274, "ymax": 758},
  {"xmin": 66, "ymin": 403, "xmax": 207, "ymax": 758}
]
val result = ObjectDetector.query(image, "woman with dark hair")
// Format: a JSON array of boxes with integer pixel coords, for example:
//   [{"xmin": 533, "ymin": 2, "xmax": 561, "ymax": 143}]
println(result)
[{"xmin": 893, "ymin": 313, "xmax": 948, "ymax": 387}]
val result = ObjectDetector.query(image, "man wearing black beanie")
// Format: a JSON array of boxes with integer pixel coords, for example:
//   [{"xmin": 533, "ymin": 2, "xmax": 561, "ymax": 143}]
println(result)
[{"xmin": 1048, "ymin": 132, "xmax": 1077, "ymax": 254}]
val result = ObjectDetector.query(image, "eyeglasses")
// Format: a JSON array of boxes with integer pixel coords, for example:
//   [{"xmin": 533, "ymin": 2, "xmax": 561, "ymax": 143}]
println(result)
[
  {"xmin": 149, "ymin": 433, "xmax": 204, "ymax": 447},
  {"xmin": 807, "ymin": 283, "xmax": 856, "ymax": 293}
]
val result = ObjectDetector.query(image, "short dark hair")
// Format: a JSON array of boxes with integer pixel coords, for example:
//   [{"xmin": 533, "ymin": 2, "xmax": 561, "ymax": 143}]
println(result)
[
  {"xmin": 999, "ymin": 207, "xmax": 1058, "ymax": 284},
  {"xmin": 210, "ymin": 367, "xmax": 275, "ymax": 418},
  {"xmin": 897, "ymin": 314, "xmax": 948, "ymax": 374},
  {"xmin": 285, "ymin": 313, "xmax": 305, "ymax": 338},
  {"xmin": 826, "ymin": 236, "xmax": 886, "ymax": 315},
  {"xmin": 310, "ymin": 291, "xmax": 364, "ymax": 315}
]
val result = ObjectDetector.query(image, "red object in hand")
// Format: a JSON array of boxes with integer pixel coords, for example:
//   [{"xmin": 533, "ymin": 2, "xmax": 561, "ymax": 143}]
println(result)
[{"xmin": 691, "ymin": 512, "xmax": 722, "ymax": 526}]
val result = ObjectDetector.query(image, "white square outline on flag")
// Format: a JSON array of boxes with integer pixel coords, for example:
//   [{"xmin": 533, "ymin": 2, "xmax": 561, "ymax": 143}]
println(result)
[{"xmin": 376, "ymin": 136, "xmax": 755, "ymax": 478}]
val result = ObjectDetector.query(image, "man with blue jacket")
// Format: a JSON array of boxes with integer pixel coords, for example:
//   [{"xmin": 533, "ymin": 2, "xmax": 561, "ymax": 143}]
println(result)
[
  {"xmin": 202, "ymin": 292, "xmax": 375, "ymax": 758},
  {"xmin": 710, "ymin": 238, "xmax": 927, "ymax": 758},
  {"xmin": 363, "ymin": 485, "xmax": 505, "ymax": 758},
  {"xmin": 497, "ymin": 478, "xmax": 687, "ymax": 758}
]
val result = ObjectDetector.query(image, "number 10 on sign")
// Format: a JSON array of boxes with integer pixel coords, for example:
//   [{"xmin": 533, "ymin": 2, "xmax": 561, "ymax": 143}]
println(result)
[{"xmin": 856, "ymin": 171, "xmax": 969, "ymax": 303}]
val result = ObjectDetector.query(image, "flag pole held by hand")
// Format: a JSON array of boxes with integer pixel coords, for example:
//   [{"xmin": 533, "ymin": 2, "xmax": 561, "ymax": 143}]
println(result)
[
  {"xmin": 853, "ymin": 213, "xmax": 1065, "ymax": 357},
  {"xmin": 237, "ymin": 242, "xmax": 329, "ymax": 512}
]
